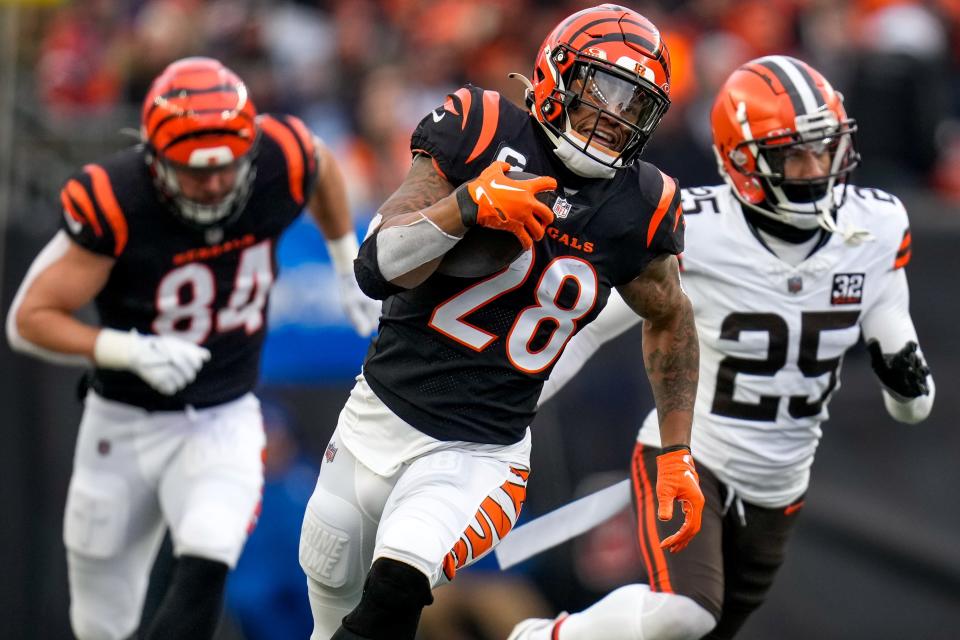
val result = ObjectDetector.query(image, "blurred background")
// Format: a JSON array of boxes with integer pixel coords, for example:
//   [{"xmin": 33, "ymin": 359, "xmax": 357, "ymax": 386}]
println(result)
[{"xmin": 1, "ymin": 0, "xmax": 959, "ymax": 638}]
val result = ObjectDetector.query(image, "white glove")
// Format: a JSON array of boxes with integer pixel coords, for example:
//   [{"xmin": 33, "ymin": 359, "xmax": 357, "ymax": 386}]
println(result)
[
  {"xmin": 337, "ymin": 271, "xmax": 381, "ymax": 336},
  {"xmin": 94, "ymin": 328, "xmax": 211, "ymax": 396},
  {"xmin": 327, "ymin": 232, "xmax": 380, "ymax": 336}
]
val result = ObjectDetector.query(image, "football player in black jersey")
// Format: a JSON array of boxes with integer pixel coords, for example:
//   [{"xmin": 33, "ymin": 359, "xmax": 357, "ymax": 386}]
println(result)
[
  {"xmin": 298, "ymin": 6, "xmax": 705, "ymax": 640},
  {"xmin": 6, "ymin": 58, "xmax": 378, "ymax": 640}
]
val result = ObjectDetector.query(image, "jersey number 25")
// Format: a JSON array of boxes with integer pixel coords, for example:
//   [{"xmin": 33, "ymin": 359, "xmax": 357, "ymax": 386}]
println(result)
[{"xmin": 712, "ymin": 311, "xmax": 860, "ymax": 421}]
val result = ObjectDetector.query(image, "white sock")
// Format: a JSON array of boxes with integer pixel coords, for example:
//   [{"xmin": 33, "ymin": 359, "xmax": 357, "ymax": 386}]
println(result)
[{"xmin": 557, "ymin": 584, "xmax": 716, "ymax": 640}]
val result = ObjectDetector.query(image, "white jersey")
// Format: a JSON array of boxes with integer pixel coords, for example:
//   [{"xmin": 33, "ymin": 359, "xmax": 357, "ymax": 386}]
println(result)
[{"xmin": 542, "ymin": 183, "xmax": 930, "ymax": 507}]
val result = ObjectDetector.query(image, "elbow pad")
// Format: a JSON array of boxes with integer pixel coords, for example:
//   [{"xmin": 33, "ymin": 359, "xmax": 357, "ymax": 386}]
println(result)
[{"xmin": 354, "ymin": 233, "xmax": 405, "ymax": 301}]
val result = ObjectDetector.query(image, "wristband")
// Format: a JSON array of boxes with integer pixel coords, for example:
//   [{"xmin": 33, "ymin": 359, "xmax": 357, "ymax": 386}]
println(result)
[
  {"xmin": 660, "ymin": 444, "xmax": 691, "ymax": 455},
  {"xmin": 93, "ymin": 328, "xmax": 133, "ymax": 369},
  {"xmin": 326, "ymin": 233, "xmax": 360, "ymax": 274}
]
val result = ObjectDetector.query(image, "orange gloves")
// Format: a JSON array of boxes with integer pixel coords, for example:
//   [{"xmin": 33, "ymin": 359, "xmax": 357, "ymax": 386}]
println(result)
[
  {"xmin": 655, "ymin": 445, "xmax": 705, "ymax": 553},
  {"xmin": 456, "ymin": 161, "xmax": 557, "ymax": 250}
]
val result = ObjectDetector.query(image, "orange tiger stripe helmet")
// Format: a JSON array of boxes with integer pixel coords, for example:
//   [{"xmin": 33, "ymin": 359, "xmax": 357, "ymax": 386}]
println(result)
[
  {"xmin": 711, "ymin": 55, "xmax": 860, "ymax": 230},
  {"xmin": 520, "ymin": 4, "xmax": 671, "ymax": 179},
  {"xmin": 141, "ymin": 57, "xmax": 259, "ymax": 226}
]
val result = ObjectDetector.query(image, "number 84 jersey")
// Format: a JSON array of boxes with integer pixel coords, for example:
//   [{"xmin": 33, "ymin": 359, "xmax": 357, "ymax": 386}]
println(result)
[{"xmin": 646, "ymin": 183, "xmax": 918, "ymax": 507}]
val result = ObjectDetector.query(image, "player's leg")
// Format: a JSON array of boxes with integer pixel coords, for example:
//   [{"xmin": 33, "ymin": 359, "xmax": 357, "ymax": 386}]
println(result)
[
  {"xmin": 509, "ymin": 443, "xmax": 722, "ymax": 640},
  {"xmin": 704, "ymin": 496, "xmax": 804, "ymax": 639},
  {"xmin": 300, "ymin": 429, "xmax": 398, "ymax": 639},
  {"xmin": 333, "ymin": 441, "xmax": 531, "ymax": 640},
  {"xmin": 146, "ymin": 394, "xmax": 266, "ymax": 640},
  {"xmin": 64, "ymin": 393, "xmax": 167, "ymax": 640}
]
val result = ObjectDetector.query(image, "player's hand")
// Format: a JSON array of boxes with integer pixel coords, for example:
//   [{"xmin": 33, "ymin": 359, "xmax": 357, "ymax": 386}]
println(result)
[
  {"xmin": 655, "ymin": 445, "xmax": 704, "ymax": 553},
  {"xmin": 867, "ymin": 340, "xmax": 930, "ymax": 400},
  {"xmin": 94, "ymin": 328, "xmax": 211, "ymax": 395},
  {"xmin": 455, "ymin": 161, "xmax": 557, "ymax": 250},
  {"xmin": 337, "ymin": 271, "xmax": 381, "ymax": 336}
]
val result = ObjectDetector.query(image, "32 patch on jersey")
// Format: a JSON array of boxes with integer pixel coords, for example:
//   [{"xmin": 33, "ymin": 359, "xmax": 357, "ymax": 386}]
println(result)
[{"xmin": 831, "ymin": 273, "xmax": 865, "ymax": 305}]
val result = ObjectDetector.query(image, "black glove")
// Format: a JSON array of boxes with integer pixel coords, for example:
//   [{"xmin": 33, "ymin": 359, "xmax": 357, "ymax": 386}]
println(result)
[{"xmin": 867, "ymin": 340, "xmax": 930, "ymax": 399}]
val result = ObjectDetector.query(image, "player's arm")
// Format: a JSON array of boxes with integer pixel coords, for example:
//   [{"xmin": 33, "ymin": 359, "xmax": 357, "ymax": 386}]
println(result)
[
  {"xmin": 305, "ymin": 137, "xmax": 380, "ymax": 335},
  {"xmin": 354, "ymin": 157, "xmax": 556, "ymax": 297},
  {"xmin": 539, "ymin": 289, "xmax": 641, "ymax": 406},
  {"xmin": 7, "ymin": 232, "xmax": 209, "ymax": 395},
  {"xmin": 618, "ymin": 254, "xmax": 698, "ymax": 447},
  {"xmin": 617, "ymin": 254, "xmax": 704, "ymax": 552},
  {"xmin": 860, "ymin": 268, "xmax": 934, "ymax": 424},
  {"xmin": 7, "ymin": 232, "xmax": 111, "ymax": 363}
]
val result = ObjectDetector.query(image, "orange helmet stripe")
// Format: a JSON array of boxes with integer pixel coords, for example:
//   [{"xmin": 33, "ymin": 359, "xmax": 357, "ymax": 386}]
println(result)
[
  {"xmin": 83, "ymin": 165, "xmax": 128, "ymax": 256},
  {"xmin": 752, "ymin": 57, "xmax": 826, "ymax": 116}
]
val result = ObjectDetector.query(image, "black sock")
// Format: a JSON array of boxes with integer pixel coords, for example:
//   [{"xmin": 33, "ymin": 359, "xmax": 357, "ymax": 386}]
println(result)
[
  {"xmin": 337, "ymin": 558, "xmax": 434, "ymax": 640},
  {"xmin": 143, "ymin": 555, "xmax": 229, "ymax": 640}
]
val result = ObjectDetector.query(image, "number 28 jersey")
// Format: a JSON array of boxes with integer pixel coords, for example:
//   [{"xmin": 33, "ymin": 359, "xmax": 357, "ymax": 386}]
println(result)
[
  {"xmin": 59, "ymin": 114, "xmax": 317, "ymax": 410},
  {"xmin": 363, "ymin": 85, "xmax": 684, "ymax": 446},
  {"xmin": 638, "ymin": 183, "xmax": 917, "ymax": 506}
]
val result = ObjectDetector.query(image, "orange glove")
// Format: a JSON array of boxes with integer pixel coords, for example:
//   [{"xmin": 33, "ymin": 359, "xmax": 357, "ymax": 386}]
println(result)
[
  {"xmin": 655, "ymin": 445, "xmax": 705, "ymax": 553},
  {"xmin": 455, "ymin": 161, "xmax": 557, "ymax": 250}
]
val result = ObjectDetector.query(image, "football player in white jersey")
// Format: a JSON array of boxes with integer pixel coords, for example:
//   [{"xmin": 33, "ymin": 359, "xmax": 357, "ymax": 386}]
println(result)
[{"xmin": 509, "ymin": 56, "xmax": 935, "ymax": 640}]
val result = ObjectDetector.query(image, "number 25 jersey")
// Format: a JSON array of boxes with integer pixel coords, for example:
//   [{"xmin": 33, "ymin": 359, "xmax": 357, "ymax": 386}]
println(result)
[
  {"xmin": 639, "ymin": 183, "xmax": 918, "ymax": 506},
  {"xmin": 362, "ymin": 85, "xmax": 684, "ymax": 446},
  {"xmin": 59, "ymin": 114, "xmax": 317, "ymax": 410}
]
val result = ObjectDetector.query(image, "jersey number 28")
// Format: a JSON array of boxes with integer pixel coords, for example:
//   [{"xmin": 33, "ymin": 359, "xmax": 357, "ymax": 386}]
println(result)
[{"xmin": 428, "ymin": 250, "xmax": 598, "ymax": 374}]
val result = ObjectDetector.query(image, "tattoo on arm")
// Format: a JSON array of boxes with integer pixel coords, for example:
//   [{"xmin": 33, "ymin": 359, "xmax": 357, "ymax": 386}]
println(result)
[
  {"xmin": 618, "ymin": 255, "xmax": 699, "ymax": 422},
  {"xmin": 378, "ymin": 155, "xmax": 455, "ymax": 223}
]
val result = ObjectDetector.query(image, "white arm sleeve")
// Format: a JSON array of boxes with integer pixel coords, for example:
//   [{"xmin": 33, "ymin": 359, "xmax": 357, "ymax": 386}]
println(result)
[
  {"xmin": 538, "ymin": 289, "xmax": 642, "ymax": 406},
  {"xmin": 5, "ymin": 231, "xmax": 92, "ymax": 366},
  {"xmin": 859, "ymin": 268, "xmax": 934, "ymax": 424}
]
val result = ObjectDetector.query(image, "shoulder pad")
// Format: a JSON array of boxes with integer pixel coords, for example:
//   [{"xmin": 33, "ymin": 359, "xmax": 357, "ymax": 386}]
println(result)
[
  {"xmin": 59, "ymin": 163, "xmax": 129, "ymax": 257},
  {"xmin": 257, "ymin": 114, "xmax": 318, "ymax": 205},
  {"xmin": 410, "ymin": 85, "xmax": 518, "ymax": 185},
  {"xmin": 635, "ymin": 163, "xmax": 683, "ymax": 250}
]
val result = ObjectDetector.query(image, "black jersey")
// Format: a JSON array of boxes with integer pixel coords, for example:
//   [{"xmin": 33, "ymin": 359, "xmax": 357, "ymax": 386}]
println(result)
[
  {"xmin": 363, "ymin": 85, "xmax": 684, "ymax": 444},
  {"xmin": 60, "ymin": 114, "xmax": 317, "ymax": 410}
]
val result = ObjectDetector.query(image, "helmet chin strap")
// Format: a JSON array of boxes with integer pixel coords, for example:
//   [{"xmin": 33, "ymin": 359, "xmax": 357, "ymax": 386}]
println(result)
[{"xmin": 509, "ymin": 72, "xmax": 617, "ymax": 180}]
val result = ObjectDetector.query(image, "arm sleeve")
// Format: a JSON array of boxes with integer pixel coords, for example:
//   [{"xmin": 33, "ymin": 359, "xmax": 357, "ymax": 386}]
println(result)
[
  {"xmin": 539, "ymin": 289, "xmax": 642, "ymax": 406},
  {"xmin": 5, "ymin": 231, "xmax": 92, "ymax": 366},
  {"xmin": 860, "ymin": 268, "xmax": 934, "ymax": 424}
]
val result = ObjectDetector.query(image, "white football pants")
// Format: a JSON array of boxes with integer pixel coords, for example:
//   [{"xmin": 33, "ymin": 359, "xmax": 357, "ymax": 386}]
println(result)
[{"xmin": 64, "ymin": 391, "xmax": 265, "ymax": 640}]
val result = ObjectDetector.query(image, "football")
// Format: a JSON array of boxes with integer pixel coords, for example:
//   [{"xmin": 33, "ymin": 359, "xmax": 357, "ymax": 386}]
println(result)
[{"xmin": 437, "ymin": 171, "xmax": 557, "ymax": 278}]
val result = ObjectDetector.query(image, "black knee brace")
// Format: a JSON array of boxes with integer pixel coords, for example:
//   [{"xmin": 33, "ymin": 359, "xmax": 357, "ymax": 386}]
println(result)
[
  {"xmin": 336, "ymin": 558, "xmax": 434, "ymax": 640},
  {"xmin": 143, "ymin": 555, "xmax": 229, "ymax": 640}
]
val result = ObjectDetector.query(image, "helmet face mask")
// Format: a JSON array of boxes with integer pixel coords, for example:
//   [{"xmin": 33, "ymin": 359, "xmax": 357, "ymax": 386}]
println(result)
[
  {"xmin": 712, "ymin": 56, "xmax": 860, "ymax": 231},
  {"xmin": 152, "ymin": 154, "xmax": 257, "ymax": 227},
  {"xmin": 526, "ymin": 5, "xmax": 672, "ymax": 179},
  {"xmin": 141, "ymin": 57, "xmax": 259, "ymax": 228},
  {"xmin": 551, "ymin": 53, "xmax": 670, "ymax": 169}
]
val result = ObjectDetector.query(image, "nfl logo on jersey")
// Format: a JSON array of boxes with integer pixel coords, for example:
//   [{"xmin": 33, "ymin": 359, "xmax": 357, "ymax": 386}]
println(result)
[
  {"xmin": 553, "ymin": 196, "xmax": 572, "ymax": 219},
  {"xmin": 787, "ymin": 276, "xmax": 803, "ymax": 293},
  {"xmin": 325, "ymin": 442, "xmax": 338, "ymax": 463}
]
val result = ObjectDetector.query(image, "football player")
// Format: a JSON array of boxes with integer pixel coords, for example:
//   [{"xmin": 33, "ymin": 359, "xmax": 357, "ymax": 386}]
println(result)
[
  {"xmin": 508, "ymin": 56, "xmax": 936, "ymax": 640},
  {"xmin": 5, "ymin": 57, "xmax": 378, "ymax": 640},
  {"xmin": 298, "ymin": 6, "xmax": 705, "ymax": 640}
]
